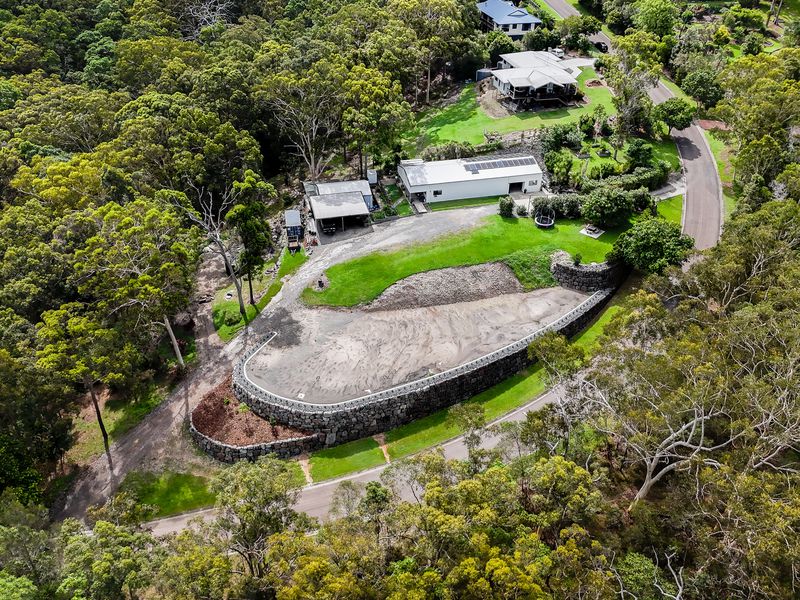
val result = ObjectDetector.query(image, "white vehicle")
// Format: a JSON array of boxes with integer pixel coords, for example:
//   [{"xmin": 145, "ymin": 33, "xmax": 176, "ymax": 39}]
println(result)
[{"xmin": 548, "ymin": 47, "xmax": 565, "ymax": 59}]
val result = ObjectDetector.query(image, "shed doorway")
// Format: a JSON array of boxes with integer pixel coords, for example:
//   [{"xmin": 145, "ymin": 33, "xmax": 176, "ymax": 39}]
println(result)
[{"xmin": 508, "ymin": 181, "xmax": 523, "ymax": 193}]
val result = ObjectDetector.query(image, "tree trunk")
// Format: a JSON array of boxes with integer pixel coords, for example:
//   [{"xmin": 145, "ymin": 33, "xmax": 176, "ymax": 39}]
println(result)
[
  {"xmin": 426, "ymin": 62, "xmax": 432, "ymax": 104},
  {"xmin": 774, "ymin": 0, "xmax": 784, "ymax": 23},
  {"xmin": 358, "ymin": 145, "xmax": 364, "ymax": 179},
  {"xmin": 164, "ymin": 315, "xmax": 185, "ymax": 368},
  {"xmin": 216, "ymin": 239, "xmax": 247, "ymax": 317},
  {"xmin": 88, "ymin": 380, "xmax": 113, "ymax": 472},
  {"xmin": 247, "ymin": 269, "xmax": 255, "ymax": 305}
]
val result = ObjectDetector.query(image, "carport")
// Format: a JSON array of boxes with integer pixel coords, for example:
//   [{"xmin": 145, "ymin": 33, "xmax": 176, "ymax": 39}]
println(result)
[{"xmin": 308, "ymin": 191, "xmax": 370, "ymax": 234}]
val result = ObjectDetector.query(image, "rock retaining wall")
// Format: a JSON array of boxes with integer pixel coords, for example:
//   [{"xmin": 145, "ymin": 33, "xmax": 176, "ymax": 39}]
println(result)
[
  {"xmin": 231, "ymin": 287, "xmax": 614, "ymax": 447},
  {"xmin": 550, "ymin": 251, "xmax": 628, "ymax": 292},
  {"xmin": 189, "ymin": 417, "xmax": 324, "ymax": 463}
]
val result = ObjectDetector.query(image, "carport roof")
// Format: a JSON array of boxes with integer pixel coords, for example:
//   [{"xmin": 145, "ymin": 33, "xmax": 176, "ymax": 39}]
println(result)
[{"xmin": 309, "ymin": 192, "xmax": 369, "ymax": 220}]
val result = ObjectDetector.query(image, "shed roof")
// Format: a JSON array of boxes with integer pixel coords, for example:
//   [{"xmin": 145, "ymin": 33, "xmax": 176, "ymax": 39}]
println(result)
[
  {"xmin": 399, "ymin": 156, "xmax": 542, "ymax": 189},
  {"xmin": 313, "ymin": 180, "xmax": 372, "ymax": 197},
  {"xmin": 478, "ymin": 0, "xmax": 541, "ymax": 25},
  {"xmin": 284, "ymin": 209, "xmax": 301, "ymax": 228},
  {"xmin": 308, "ymin": 192, "xmax": 369, "ymax": 220}
]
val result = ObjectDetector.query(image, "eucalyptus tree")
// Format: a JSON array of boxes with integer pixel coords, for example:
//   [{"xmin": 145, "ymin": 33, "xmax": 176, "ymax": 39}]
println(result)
[{"xmin": 71, "ymin": 198, "xmax": 200, "ymax": 368}]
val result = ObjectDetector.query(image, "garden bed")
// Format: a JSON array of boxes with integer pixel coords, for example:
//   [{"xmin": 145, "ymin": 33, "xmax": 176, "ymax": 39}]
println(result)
[{"xmin": 192, "ymin": 376, "xmax": 309, "ymax": 446}]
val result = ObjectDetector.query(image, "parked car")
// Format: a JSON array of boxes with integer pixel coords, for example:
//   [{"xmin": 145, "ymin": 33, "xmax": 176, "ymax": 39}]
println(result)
[
  {"xmin": 594, "ymin": 41, "xmax": 609, "ymax": 53},
  {"xmin": 548, "ymin": 47, "xmax": 565, "ymax": 59}
]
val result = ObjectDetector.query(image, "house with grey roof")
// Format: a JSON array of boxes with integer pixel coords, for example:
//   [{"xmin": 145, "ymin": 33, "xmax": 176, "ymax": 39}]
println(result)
[
  {"xmin": 491, "ymin": 51, "xmax": 591, "ymax": 107},
  {"xmin": 477, "ymin": 0, "xmax": 541, "ymax": 40}
]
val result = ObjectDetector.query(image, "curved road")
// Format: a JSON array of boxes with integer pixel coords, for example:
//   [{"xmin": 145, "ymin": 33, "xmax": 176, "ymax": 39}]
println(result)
[{"xmin": 546, "ymin": 0, "xmax": 722, "ymax": 249}]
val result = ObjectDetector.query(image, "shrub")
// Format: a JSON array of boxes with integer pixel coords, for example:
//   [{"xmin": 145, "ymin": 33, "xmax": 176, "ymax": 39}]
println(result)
[
  {"xmin": 588, "ymin": 161, "xmax": 620, "ymax": 180},
  {"xmin": 545, "ymin": 149, "xmax": 575, "ymax": 187},
  {"xmin": 581, "ymin": 161, "xmax": 671, "ymax": 192},
  {"xmin": 516, "ymin": 204, "xmax": 529, "ymax": 217},
  {"xmin": 609, "ymin": 217, "xmax": 694, "ymax": 273},
  {"xmin": 581, "ymin": 187, "xmax": 635, "ymax": 228},
  {"xmin": 722, "ymin": 4, "xmax": 765, "ymax": 33},
  {"xmin": 422, "ymin": 141, "xmax": 476, "ymax": 161},
  {"xmin": 682, "ymin": 71, "xmax": 723, "ymax": 109},
  {"xmin": 626, "ymin": 139, "xmax": 654, "ymax": 169},
  {"xmin": 741, "ymin": 31, "xmax": 764, "ymax": 55},
  {"xmin": 499, "ymin": 196, "xmax": 516, "ymax": 217},
  {"xmin": 541, "ymin": 123, "xmax": 584, "ymax": 154},
  {"xmin": 653, "ymin": 98, "xmax": 696, "ymax": 131},
  {"xmin": 531, "ymin": 194, "xmax": 585, "ymax": 219}
]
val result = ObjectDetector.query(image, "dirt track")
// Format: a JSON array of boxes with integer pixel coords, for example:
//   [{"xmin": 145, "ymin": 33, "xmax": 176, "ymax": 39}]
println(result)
[{"xmin": 245, "ymin": 286, "xmax": 588, "ymax": 404}]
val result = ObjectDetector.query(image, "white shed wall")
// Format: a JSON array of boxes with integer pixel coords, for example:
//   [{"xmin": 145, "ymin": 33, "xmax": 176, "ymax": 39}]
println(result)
[{"xmin": 406, "ymin": 175, "xmax": 541, "ymax": 203}]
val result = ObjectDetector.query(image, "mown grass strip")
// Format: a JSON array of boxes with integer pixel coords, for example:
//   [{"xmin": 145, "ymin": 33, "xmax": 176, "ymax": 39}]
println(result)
[
  {"xmin": 309, "ymin": 437, "xmax": 386, "ymax": 481},
  {"xmin": 302, "ymin": 215, "xmax": 619, "ymax": 307}
]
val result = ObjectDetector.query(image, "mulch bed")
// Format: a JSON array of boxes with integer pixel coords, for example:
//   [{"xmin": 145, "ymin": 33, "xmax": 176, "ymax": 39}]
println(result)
[
  {"xmin": 698, "ymin": 119, "xmax": 729, "ymax": 131},
  {"xmin": 192, "ymin": 376, "xmax": 309, "ymax": 446}
]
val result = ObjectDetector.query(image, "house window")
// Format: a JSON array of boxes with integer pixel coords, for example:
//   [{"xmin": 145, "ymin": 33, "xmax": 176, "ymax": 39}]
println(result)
[
  {"xmin": 528, "ymin": 180, "xmax": 537, "ymax": 186},
  {"xmin": 502, "ymin": 24, "xmax": 509, "ymax": 31},
  {"xmin": 511, "ymin": 24, "xmax": 517, "ymax": 29},
  {"xmin": 522, "ymin": 23, "xmax": 531, "ymax": 31},
  {"xmin": 433, "ymin": 190, "xmax": 443, "ymax": 197}
]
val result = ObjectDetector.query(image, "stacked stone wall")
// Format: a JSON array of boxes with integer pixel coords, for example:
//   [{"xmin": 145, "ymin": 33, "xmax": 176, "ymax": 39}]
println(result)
[
  {"xmin": 231, "ymin": 287, "xmax": 614, "ymax": 447},
  {"xmin": 550, "ymin": 251, "xmax": 628, "ymax": 292},
  {"xmin": 188, "ymin": 417, "xmax": 324, "ymax": 463}
]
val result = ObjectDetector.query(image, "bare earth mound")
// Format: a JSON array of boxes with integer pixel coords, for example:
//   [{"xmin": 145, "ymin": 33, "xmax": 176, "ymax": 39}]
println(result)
[
  {"xmin": 367, "ymin": 263, "xmax": 523, "ymax": 311},
  {"xmin": 192, "ymin": 376, "xmax": 308, "ymax": 446},
  {"xmin": 245, "ymin": 287, "xmax": 589, "ymax": 404}
]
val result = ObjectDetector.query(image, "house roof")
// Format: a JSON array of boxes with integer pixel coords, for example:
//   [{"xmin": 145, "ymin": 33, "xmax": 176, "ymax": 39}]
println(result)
[
  {"xmin": 499, "ymin": 50, "xmax": 563, "ymax": 69},
  {"xmin": 284, "ymin": 209, "xmax": 301, "ymax": 228},
  {"xmin": 308, "ymin": 192, "xmax": 369, "ymax": 220},
  {"xmin": 399, "ymin": 156, "xmax": 542, "ymax": 189},
  {"xmin": 477, "ymin": 0, "xmax": 541, "ymax": 25},
  {"xmin": 493, "ymin": 66, "xmax": 578, "ymax": 88},
  {"xmin": 313, "ymin": 180, "xmax": 372, "ymax": 197}
]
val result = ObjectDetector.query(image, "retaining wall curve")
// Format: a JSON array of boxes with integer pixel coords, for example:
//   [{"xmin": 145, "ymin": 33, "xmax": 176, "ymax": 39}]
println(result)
[
  {"xmin": 232, "ymin": 286, "xmax": 615, "ymax": 447},
  {"xmin": 550, "ymin": 251, "xmax": 628, "ymax": 292},
  {"xmin": 188, "ymin": 417, "xmax": 324, "ymax": 463}
]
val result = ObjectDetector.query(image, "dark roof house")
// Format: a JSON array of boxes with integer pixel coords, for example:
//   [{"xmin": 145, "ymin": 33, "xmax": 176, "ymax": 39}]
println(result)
[{"xmin": 477, "ymin": 0, "xmax": 540, "ymax": 40}]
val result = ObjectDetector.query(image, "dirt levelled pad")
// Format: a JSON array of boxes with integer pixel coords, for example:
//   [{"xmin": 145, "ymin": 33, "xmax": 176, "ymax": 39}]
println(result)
[{"xmin": 244, "ymin": 285, "xmax": 589, "ymax": 405}]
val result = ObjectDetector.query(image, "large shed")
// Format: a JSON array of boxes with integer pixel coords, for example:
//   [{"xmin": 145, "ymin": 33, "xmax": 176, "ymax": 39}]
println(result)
[
  {"xmin": 397, "ymin": 155, "xmax": 543, "ymax": 203},
  {"xmin": 303, "ymin": 179, "xmax": 374, "ymax": 234}
]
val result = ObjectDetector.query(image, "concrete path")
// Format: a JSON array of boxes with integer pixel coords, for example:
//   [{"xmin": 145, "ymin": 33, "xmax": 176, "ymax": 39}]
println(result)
[{"xmin": 543, "ymin": 0, "xmax": 722, "ymax": 249}]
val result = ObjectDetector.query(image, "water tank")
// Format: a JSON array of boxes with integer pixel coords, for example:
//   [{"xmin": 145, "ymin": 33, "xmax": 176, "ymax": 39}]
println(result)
[
  {"xmin": 366, "ymin": 169, "xmax": 378, "ymax": 184},
  {"xmin": 476, "ymin": 68, "xmax": 493, "ymax": 82}
]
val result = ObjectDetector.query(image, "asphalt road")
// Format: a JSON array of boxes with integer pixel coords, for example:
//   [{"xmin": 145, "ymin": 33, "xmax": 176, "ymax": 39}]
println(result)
[
  {"xmin": 148, "ymin": 392, "xmax": 554, "ymax": 536},
  {"xmin": 544, "ymin": 0, "xmax": 722, "ymax": 249}
]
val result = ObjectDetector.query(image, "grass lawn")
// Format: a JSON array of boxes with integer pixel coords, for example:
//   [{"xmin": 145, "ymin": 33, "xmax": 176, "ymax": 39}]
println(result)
[
  {"xmin": 428, "ymin": 196, "xmax": 502, "ymax": 211},
  {"xmin": 657, "ymin": 194, "xmax": 683, "ymax": 225},
  {"xmin": 156, "ymin": 325, "xmax": 197, "ymax": 368},
  {"xmin": 213, "ymin": 249, "xmax": 308, "ymax": 342},
  {"xmin": 302, "ymin": 215, "xmax": 620, "ymax": 307},
  {"xmin": 532, "ymin": 0, "xmax": 564, "ymax": 20},
  {"xmin": 66, "ymin": 384, "xmax": 168, "ymax": 464},
  {"xmin": 650, "ymin": 138, "xmax": 682, "ymax": 172},
  {"xmin": 386, "ymin": 366, "xmax": 547, "ymax": 459},
  {"xmin": 384, "ymin": 184, "xmax": 414, "ymax": 216},
  {"xmin": 406, "ymin": 68, "xmax": 614, "ymax": 150},
  {"xmin": 309, "ymin": 438, "xmax": 386, "ymax": 481},
  {"xmin": 704, "ymin": 129, "xmax": 737, "ymax": 219},
  {"xmin": 121, "ymin": 471, "xmax": 215, "ymax": 518}
]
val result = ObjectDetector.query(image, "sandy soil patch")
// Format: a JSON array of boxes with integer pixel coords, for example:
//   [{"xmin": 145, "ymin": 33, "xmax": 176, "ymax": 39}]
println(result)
[
  {"xmin": 245, "ymin": 287, "xmax": 588, "ymax": 405},
  {"xmin": 192, "ymin": 376, "xmax": 309, "ymax": 446},
  {"xmin": 367, "ymin": 263, "xmax": 523, "ymax": 311}
]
